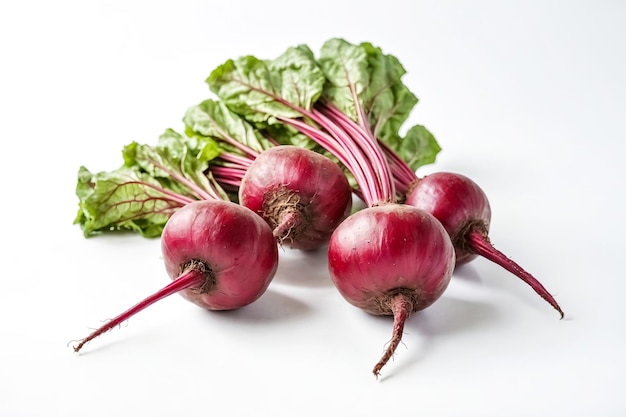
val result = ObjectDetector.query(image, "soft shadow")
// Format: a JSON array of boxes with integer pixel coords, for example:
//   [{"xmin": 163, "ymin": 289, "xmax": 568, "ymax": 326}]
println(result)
[
  {"xmin": 370, "ymin": 296, "xmax": 499, "ymax": 382},
  {"xmin": 410, "ymin": 296, "xmax": 500, "ymax": 336},
  {"xmin": 202, "ymin": 288, "xmax": 311, "ymax": 324},
  {"xmin": 69, "ymin": 322, "xmax": 165, "ymax": 356},
  {"xmin": 452, "ymin": 263, "xmax": 483, "ymax": 284},
  {"xmin": 468, "ymin": 263, "xmax": 565, "ymax": 319},
  {"xmin": 273, "ymin": 247, "xmax": 334, "ymax": 288},
  {"xmin": 361, "ymin": 312, "xmax": 429, "ymax": 382},
  {"xmin": 72, "ymin": 290, "xmax": 311, "ymax": 355}
]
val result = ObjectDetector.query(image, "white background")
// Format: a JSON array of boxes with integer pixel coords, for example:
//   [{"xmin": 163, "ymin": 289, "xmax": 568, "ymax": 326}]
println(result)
[{"xmin": 1, "ymin": 1, "xmax": 625, "ymax": 416}]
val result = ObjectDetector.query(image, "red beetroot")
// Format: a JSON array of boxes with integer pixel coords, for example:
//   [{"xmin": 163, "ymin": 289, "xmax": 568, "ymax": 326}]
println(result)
[
  {"xmin": 183, "ymin": 101, "xmax": 353, "ymax": 251},
  {"xmin": 73, "ymin": 200, "xmax": 279, "ymax": 352},
  {"xmin": 405, "ymin": 172, "xmax": 563, "ymax": 318},
  {"xmin": 406, "ymin": 172, "xmax": 491, "ymax": 265},
  {"xmin": 328, "ymin": 204, "xmax": 455, "ymax": 376},
  {"xmin": 238, "ymin": 145, "xmax": 352, "ymax": 251}
]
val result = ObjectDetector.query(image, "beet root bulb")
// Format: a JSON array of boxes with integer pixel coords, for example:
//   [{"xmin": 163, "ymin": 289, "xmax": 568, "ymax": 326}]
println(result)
[
  {"xmin": 405, "ymin": 171, "xmax": 564, "ymax": 318},
  {"xmin": 239, "ymin": 145, "xmax": 353, "ymax": 251},
  {"xmin": 73, "ymin": 200, "xmax": 279, "ymax": 352},
  {"xmin": 328, "ymin": 204, "xmax": 456, "ymax": 377}
]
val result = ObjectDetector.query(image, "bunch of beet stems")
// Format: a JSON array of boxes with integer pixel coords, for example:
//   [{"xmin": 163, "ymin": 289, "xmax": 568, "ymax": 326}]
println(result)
[
  {"xmin": 181, "ymin": 100, "xmax": 275, "ymax": 192},
  {"xmin": 209, "ymin": 151, "xmax": 250, "ymax": 190},
  {"xmin": 248, "ymin": 96, "xmax": 454, "ymax": 376},
  {"xmin": 286, "ymin": 103, "xmax": 391, "ymax": 205},
  {"xmin": 207, "ymin": 136, "xmax": 366, "ymax": 203},
  {"xmin": 200, "ymin": 124, "xmax": 268, "ymax": 191}
]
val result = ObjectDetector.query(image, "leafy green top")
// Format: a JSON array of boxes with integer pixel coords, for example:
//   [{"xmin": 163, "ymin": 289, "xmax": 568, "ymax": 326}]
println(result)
[
  {"xmin": 74, "ymin": 129, "xmax": 224, "ymax": 237},
  {"xmin": 75, "ymin": 38, "xmax": 442, "ymax": 235}
]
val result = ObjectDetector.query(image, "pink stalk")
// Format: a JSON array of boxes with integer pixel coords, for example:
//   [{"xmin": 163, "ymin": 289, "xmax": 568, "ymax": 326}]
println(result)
[
  {"xmin": 147, "ymin": 156, "xmax": 222, "ymax": 201},
  {"xmin": 310, "ymin": 108, "xmax": 383, "ymax": 202},
  {"xmin": 201, "ymin": 113, "xmax": 260, "ymax": 159},
  {"xmin": 73, "ymin": 267, "xmax": 206, "ymax": 352},
  {"xmin": 116, "ymin": 177, "xmax": 197, "ymax": 206},
  {"xmin": 279, "ymin": 116, "xmax": 376, "ymax": 204},
  {"xmin": 317, "ymin": 101, "xmax": 394, "ymax": 200},
  {"xmin": 220, "ymin": 79, "xmax": 395, "ymax": 202},
  {"xmin": 467, "ymin": 229, "xmax": 564, "ymax": 318},
  {"xmin": 310, "ymin": 105, "xmax": 395, "ymax": 204},
  {"xmin": 208, "ymin": 152, "xmax": 255, "ymax": 188},
  {"xmin": 218, "ymin": 152, "xmax": 254, "ymax": 168},
  {"xmin": 210, "ymin": 166, "xmax": 247, "ymax": 188},
  {"xmin": 371, "ymin": 124, "xmax": 564, "ymax": 317},
  {"xmin": 378, "ymin": 141, "xmax": 417, "ymax": 196}
]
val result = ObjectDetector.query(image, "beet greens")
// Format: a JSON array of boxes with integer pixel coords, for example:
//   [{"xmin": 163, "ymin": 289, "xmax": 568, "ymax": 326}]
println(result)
[
  {"xmin": 75, "ymin": 129, "xmax": 223, "ymax": 237},
  {"xmin": 206, "ymin": 39, "xmax": 441, "ymax": 195}
]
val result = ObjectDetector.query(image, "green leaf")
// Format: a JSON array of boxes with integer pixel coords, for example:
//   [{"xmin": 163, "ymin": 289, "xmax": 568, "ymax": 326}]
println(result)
[
  {"xmin": 387, "ymin": 125, "xmax": 441, "ymax": 171},
  {"xmin": 318, "ymin": 39, "xmax": 418, "ymax": 140},
  {"xmin": 317, "ymin": 38, "xmax": 370, "ymax": 120},
  {"xmin": 207, "ymin": 45, "xmax": 326, "ymax": 123},
  {"xmin": 183, "ymin": 99, "xmax": 274, "ymax": 153},
  {"xmin": 123, "ymin": 129, "xmax": 224, "ymax": 201},
  {"xmin": 360, "ymin": 42, "xmax": 418, "ymax": 142},
  {"xmin": 75, "ymin": 129, "xmax": 228, "ymax": 238},
  {"xmin": 267, "ymin": 44, "xmax": 326, "ymax": 113},
  {"xmin": 258, "ymin": 123, "xmax": 316, "ymax": 150},
  {"xmin": 74, "ymin": 165, "xmax": 188, "ymax": 237},
  {"xmin": 316, "ymin": 39, "xmax": 438, "ymax": 175}
]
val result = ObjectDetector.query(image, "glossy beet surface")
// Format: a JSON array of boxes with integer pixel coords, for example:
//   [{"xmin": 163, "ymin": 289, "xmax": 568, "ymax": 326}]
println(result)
[
  {"xmin": 161, "ymin": 200, "xmax": 279, "ymax": 310},
  {"xmin": 239, "ymin": 145, "xmax": 352, "ymax": 251},
  {"xmin": 405, "ymin": 172, "xmax": 491, "ymax": 264},
  {"xmin": 405, "ymin": 172, "xmax": 564, "ymax": 318},
  {"xmin": 73, "ymin": 200, "xmax": 279, "ymax": 353},
  {"xmin": 328, "ymin": 203, "xmax": 456, "ymax": 376},
  {"xmin": 328, "ymin": 204, "xmax": 455, "ymax": 315}
]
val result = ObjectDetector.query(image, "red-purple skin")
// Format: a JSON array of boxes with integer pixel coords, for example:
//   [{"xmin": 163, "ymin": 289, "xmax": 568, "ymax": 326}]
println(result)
[
  {"xmin": 239, "ymin": 145, "xmax": 353, "ymax": 251},
  {"xmin": 405, "ymin": 172, "xmax": 492, "ymax": 265},
  {"xmin": 328, "ymin": 204, "xmax": 455, "ymax": 315},
  {"xmin": 161, "ymin": 200, "xmax": 279, "ymax": 310}
]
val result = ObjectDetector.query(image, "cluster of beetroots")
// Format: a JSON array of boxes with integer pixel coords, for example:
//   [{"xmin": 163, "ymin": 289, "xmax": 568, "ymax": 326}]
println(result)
[
  {"xmin": 73, "ymin": 77, "xmax": 563, "ymax": 381},
  {"xmin": 73, "ymin": 146, "xmax": 563, "ymax": 378}
]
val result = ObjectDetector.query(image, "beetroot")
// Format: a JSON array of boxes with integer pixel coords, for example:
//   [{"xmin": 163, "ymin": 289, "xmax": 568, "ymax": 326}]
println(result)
[
  {"xmin": 309, "ymin": 108, "xmax": 456, "ymax": 376},
  {"xmin": 328, "ymin": 204, "xmax": 455, "ymax": 376},
  {"xmin": 183, "ymin": 102, "xmax": 353, "ymax": 251},
  {"xmin": 73, "ymin": 200, "xmax": 278, "ymax": 352},
  {"xmin": 404, "ymin": 172, "xmax": 564, "ymax": 318},
  {"xmin": 406, "ymin": 172, "xmax": 491, "ymax": 265},
  {"xmin": 239, "ymin": 145, "xmax": 352, "ymax": 250},
  {"xmin": 161, "ymin": 200, "xmax": 278, "ymax": 309},
  {"xmin": 375, "ymin": 124, "xmax": 564, "ymax": 317}
]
